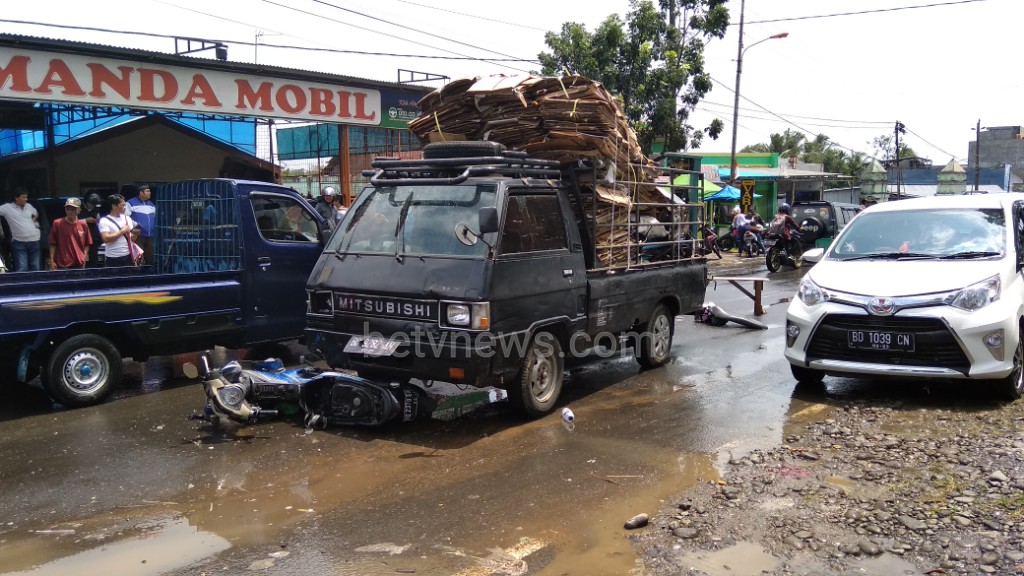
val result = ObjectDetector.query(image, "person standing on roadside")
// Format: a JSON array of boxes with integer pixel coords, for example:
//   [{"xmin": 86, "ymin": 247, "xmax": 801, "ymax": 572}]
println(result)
[
  {"xmin": 98, "ymin": 194, "xmax": 139, "ymax": 267},
  {"xmin": 81, "ymin": 192, "xmax": 104, "ymax": 266},
  {"xmin": 125, "ymin": 184, "xmax": 155, "ymax": 266},
  {"xmin": 48, "ymin": 197, "xmax": 92, "ymax": 270},
  {"xmin": 0, "ymin": 187, "xmax": 41, "ymax": 271}
]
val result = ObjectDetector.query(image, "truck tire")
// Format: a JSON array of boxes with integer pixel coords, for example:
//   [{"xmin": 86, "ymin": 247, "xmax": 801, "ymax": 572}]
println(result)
[
  {"xmin": 509, "ymin": 333, "xmax": 563, "ymax": 418},
  {"xmin": 42, "ymin": 334, "xmax": 121, "ymax": 407},
  {"xmin": 637, "ymin": 303, "xmax": 674, "ymax": 369}
]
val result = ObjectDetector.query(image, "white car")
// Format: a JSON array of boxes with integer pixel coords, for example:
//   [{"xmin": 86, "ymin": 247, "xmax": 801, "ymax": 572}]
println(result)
[{"xmin": 785, "ymin": 193, "xmax": 1024, "ymax": 400}]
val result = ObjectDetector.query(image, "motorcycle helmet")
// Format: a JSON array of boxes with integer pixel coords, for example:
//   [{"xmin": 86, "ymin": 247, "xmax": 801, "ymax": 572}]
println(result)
[
  {"xmin": 85, "ymin": 193, "xmax": 102, "ymax": 207},
  {"xmin": 321, "ymin": 186, "xmax": 336, "ymax": 197},
  {"xmin": 779, "ymin": 203, "xmax": 791, "ymax": 215}
]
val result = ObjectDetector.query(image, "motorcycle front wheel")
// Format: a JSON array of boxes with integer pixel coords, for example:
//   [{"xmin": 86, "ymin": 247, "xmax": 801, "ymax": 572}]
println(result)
[
  {"xmin": 765, "ymin": 246, "xmax": 783, "ymax": 272},
  {"xmin": 717, "ymin": 234, "xmax": 735, "ymax": 252},
  {"xmin": 790, "ymin": 240, "xmax": 804, "ymax": 269}
]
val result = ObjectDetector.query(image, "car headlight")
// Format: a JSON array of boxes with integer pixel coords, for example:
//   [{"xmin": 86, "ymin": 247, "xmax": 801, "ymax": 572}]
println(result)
[
  {"xmin": 797, "ymin": 276, "xmax": 828, "ymax": 306},
  {"xmin": 447, "ymin": 304, "xmax": 470, "ymax": 326},
  {"xmin": 948, "ymin": 275, "xmax": 1000, "ymax": 311}
]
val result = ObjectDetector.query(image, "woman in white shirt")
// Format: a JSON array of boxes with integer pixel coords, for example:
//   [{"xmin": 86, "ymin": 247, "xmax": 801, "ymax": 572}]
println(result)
[{"xmin": 97, "ymin": 194, "xmax": 139, "ymax": 267}]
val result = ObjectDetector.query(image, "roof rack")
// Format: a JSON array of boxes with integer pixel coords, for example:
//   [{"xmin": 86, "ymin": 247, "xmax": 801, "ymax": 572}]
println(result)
[{"xmin": 363, "ymin": 142, "xmax": 564, "ymax": 186}]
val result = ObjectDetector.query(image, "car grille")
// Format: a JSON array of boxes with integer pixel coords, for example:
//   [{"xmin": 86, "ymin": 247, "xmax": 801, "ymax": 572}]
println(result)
[{"xmin": 806, "ymin": 314, "xmax": 970, "ymax": 374}]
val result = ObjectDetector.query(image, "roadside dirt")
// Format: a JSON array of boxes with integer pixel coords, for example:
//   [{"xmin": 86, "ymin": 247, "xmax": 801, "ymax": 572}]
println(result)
[{"xmin": 634, "ymin": 383, "xmax": 1024, "ymax": 576}]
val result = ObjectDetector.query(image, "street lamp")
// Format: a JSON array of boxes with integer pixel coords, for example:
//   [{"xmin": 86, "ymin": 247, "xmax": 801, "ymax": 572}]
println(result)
[{"xmin": 728, "ymin": 0, "xmax": 788, "ymax": 185}]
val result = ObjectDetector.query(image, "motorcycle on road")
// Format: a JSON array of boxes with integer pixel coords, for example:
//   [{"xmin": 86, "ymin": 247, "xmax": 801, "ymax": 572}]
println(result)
[{"xmin": 764, "ymin": 232, "xmax": 804, "ymax": 272}]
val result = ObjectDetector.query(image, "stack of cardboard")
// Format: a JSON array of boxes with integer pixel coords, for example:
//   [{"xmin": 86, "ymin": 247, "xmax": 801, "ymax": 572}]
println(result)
[{"xmin": 410, "ymin": 74, "xmax": 672, "ymax": 267}]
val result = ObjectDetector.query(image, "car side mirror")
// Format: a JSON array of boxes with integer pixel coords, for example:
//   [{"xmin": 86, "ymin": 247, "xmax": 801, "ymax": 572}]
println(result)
[
  {"xmin": 802, "ymin": 247, "xmax": 825, "ymax": 264},
  {"xmin": 320, "ymin": 229, "xmax": 333, "ymax": 244},
  {"xmin": 478, "ymin": 207, "xmax": 499, "ymax": 234}
]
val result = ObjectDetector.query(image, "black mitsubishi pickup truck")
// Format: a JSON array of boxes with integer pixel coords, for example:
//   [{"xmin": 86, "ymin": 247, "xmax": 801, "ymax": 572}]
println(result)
[{"xmin": 305, "ymin": 142, "xmax": 708, "ymax": 417}]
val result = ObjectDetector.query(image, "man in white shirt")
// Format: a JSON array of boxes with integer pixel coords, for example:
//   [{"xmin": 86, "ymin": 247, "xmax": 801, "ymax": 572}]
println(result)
[
  {"xmin": 98, "ymin": 194, "xmax": 139, "ymax": 267},
  {"xmin": 0, "ymin": 188, "xmax": 41, "ymax": 272}
]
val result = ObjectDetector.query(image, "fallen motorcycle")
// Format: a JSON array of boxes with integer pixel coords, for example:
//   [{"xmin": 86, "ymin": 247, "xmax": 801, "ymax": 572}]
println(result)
[{"xmin": 186, "ymin": 355, "xmax": 507, "ymax": 428}]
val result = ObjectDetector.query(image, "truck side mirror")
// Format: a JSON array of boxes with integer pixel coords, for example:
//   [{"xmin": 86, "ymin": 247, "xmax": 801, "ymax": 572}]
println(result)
[{"xmin": 479, "ymin": 207, "xmax": 499, "ymax": 234}]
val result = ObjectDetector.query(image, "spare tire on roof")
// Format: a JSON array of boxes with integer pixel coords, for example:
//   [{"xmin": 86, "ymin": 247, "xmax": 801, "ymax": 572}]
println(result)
[
  {"xmin": 423, "ymin": 141, "xmax": 507, "ymax": 159},
  {"xmin": 799, "ymin": 216, "xmax": 827, "ymax": 243}
]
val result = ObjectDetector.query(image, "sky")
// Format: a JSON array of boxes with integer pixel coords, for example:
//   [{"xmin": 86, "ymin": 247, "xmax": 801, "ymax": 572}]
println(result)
[{"xmin": 0, "ymin": 0, "xmax": 1017, "ymax": 165}]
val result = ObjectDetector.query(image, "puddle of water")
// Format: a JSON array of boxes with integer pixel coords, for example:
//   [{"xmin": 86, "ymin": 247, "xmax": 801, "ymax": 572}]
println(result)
[
  {"xmin": 677, "ymin": 541, "xmax": 780, "ymax": 576},
  {"xmin": 0, "ymin": 516, "xmax": 229, "ymax": 576}
]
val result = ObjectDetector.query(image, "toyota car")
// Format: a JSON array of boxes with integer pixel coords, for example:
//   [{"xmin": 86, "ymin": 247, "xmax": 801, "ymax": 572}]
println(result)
[{"xmin": 785, "ymin": 193, "xmax": 1024, "ymax": 400}]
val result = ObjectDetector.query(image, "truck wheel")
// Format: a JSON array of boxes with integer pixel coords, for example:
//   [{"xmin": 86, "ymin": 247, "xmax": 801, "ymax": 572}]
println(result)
[
  {"xmin": 637, "ymin": 303, "xmax": 674, "ymax": 369},
  {"xmin": 43, "ymin": 334, "xmax": 121, "ymax": 407},
  {"xmin": 510, "ymin": 333, "xmax": 563, "ymax": 418}
]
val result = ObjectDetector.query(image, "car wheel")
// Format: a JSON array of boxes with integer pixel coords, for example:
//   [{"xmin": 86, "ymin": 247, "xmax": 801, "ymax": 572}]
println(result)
[
  {"xmin": 995, "ymin": 328, "xmax": 1024, "ymax": 401},
  {"xmin": 42, "ymin": 334, "xmax": 121, "ymax": 407},
  {"xmin": 509, "ymin": 333, "xmax": 563, "ymax": 418},
  {"xmin": 765, "ymin": 246, "xmax": 783, "ymax": 272},
  {"xmin": 637, "ymin": 303, "xmax": 674, "ymax": 369},
  {"xmin": 791, "ymin": 364, "xmax": 824, "ymax": 385}
]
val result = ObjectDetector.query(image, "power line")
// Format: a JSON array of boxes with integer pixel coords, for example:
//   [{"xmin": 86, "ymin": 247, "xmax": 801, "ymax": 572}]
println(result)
[
  {"xmin": 740, "ymin": 0, "xmax": 989, "ymax": 25},
  {"xmin": 700, "ymin": 101, "xmax": 890, "ymax": 129},
  {"xmin": 393, "ymin": 0, "xmax": 548, "ymax": 32},
  {"xmin": 905, "ymin": 127, "xmax": 963, "ymax": 161},
  {"xmin": 701, "ymin": 100, "xmax": 891, "ymax": 125},
  {"xmin": 0, "ymin": 18, "xmax": 536, "ymax": 62},
  {"xmin": 305, "ymin": 0, "xmax": 530, "ymax": 62},
  {"xmin": 260, "ymin": 0, "xmax": 532, "ymax": 73}
]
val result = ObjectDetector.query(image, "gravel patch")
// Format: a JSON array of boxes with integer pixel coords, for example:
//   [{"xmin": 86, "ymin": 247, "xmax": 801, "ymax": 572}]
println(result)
[{"xmin": 634, "ymin": 393, "xmax": 1024, "ymax": 576}]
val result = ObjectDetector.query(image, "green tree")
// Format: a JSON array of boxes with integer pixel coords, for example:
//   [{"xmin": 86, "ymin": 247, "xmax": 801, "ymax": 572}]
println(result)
[
  {"xmin": 538, "ymin": 0, "xmax": 729, "ymax": 152},
  {"xmin": 870, "ymin": 134, "xmax": 916, "ymax": 164}
]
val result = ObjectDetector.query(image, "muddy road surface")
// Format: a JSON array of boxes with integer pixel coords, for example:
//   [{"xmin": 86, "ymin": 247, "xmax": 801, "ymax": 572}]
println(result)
[{"xmin": 1, "ymin": 264, "xmax": 825, "ymax": 576}]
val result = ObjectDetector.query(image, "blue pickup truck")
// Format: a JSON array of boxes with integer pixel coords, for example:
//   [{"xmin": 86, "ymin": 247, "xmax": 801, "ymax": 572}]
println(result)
[{"xmin": 0, "ymin": 179, "xmax": 325, "ymax": 407}]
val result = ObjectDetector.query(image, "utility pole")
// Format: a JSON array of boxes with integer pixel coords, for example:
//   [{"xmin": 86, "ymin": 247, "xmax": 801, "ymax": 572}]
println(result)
[
  {"xmin": 728, "ymin": 0, "xmax": 745, "ymax": 187},
  {"xmin": 894, "ymin": 121, "xmax": 906, "ymax": 198},
  {"xmin": 974, "ymin": 118, "xmax": 981, "ymax": 191}
]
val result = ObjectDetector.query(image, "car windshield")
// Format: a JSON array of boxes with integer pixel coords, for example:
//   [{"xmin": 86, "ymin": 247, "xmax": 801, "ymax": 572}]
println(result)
[
  {"xmin": 829, "ymin": 207, "xmax": 1005, "ymax": 259},
  {"xmin": 328, "ymin": 184, "xmax": 496, "ymax": 257}
]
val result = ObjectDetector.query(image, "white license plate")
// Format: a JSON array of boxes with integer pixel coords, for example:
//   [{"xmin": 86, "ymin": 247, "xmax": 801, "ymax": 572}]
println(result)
[
  {"xmin": 344, "ymin": 335, "xmax": 401, "ymax": 357},
  {"xmin": 763, "ymin": 238, "xmax": 776, "ymax": 247}
]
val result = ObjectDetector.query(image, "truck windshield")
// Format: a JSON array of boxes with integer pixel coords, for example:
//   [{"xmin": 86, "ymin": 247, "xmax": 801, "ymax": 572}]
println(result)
[{"xmin": 329, "ymin": 184, "xmax": 496, "ymax": 257}]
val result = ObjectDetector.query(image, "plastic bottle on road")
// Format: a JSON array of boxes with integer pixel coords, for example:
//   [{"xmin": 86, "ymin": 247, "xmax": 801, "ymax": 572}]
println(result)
[{"xmin": 561, "ymin": 407, "xmax": 575, "ymax": 431}]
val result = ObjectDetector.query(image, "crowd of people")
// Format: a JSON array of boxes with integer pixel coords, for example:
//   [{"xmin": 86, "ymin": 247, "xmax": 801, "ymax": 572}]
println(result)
[{"xmin": 2, "ymin": 183, "xmax": 348, "ymax": 273}]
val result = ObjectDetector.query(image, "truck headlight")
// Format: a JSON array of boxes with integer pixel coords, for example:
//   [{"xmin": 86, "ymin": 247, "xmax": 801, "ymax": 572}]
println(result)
[
  {"xmin": 948, "ymin": 275, "xmax": 1000, "ymax": 311},
  {"xmin": 443, "ymin": 302, "xmax": 490, "ymax": 330},
  {"xmin": 447, "ymin": 304, "xmax": 470, "ymax": 326}
]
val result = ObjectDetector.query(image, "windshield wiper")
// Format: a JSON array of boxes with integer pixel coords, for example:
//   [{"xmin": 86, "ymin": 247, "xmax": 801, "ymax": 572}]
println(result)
[
  {"xmin": 938, "ymin": 251, "xmax": 1001, "ymax": 259},
  {"xmin": 394, "ymin": 192, "xmax": 414, "ymax": 262},
  {"xmin": 841, "ymin": 252, "xmax": 937, "ymax": 261},
  {"xmin": 335, "ymin": 198, "xmax": 374, "ymax": 260}
]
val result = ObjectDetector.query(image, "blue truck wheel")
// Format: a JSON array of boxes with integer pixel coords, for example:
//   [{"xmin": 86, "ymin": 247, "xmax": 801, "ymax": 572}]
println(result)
[{"xmin": 43, "ymin": 334, "xmax": 122, "ymax": 407}]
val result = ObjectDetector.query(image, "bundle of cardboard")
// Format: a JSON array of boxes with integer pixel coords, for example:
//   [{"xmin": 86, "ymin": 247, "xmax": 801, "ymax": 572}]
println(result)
[{"xmin": 409, "ymin": 74, "xmax": 674, "ymax": 267}]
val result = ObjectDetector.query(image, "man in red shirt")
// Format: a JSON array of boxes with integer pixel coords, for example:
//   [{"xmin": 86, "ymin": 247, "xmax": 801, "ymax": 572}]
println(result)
[{"xmin": 48, "ymin": 197, "xmax": 92, "ymax": 270}]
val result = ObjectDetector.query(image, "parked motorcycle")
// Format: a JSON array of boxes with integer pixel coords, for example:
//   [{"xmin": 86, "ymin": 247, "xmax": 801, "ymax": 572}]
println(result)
[
  {"xmin": 764, "ymin": 232, "xmax": 804, "ymax": 272},
  {"xmin": 186, "ymin": 355, "xmax": 507, "ymax": 428}
]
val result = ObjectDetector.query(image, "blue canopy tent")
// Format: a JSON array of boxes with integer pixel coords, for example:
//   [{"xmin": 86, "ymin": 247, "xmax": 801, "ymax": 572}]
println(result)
[{"xmin": 704, "ymin": 184, "xmax": 762, "ymax": 202}]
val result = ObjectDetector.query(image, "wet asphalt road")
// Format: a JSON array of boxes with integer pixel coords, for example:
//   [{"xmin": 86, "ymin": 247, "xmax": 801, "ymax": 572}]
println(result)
[{"xmin": 0, "ymin": 256, "xmax": 811, "ymax": 576}]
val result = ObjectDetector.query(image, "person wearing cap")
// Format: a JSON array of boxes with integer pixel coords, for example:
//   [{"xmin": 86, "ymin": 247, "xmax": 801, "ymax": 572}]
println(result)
[
  {"xmin": 0, "ymin": 187, "xmax": 41, "ymax": 272},
  {"xmin": 48, "ymin": 197, "xmax": 92, "ymax": 270},
  {"xmin": 125, "ymin": 184, "xmax": 155, "ymax": 265},
  {"xmin": 315, "ymin": 186, "xmax": 339, "ymax": 229}
]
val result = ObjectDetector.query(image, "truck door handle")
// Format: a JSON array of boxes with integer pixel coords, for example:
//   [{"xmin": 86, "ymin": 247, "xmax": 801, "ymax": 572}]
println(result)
[
  {"xmin": 258, "ymin": 257, "xmax": 272, "ymax": 267},
  {"xmin": 563, "ymin": 269, "xmax": 574, "ymax": 277}
]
